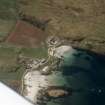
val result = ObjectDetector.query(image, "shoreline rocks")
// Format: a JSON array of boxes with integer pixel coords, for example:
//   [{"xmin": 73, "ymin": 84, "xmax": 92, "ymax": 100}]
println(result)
[
  {"xmin": 41, "ymin": 66, "xmax": 52, "ymax": 75},
  {"xmin": 48, "ymin": 45, "xmax": 74, "ymax": 59}
]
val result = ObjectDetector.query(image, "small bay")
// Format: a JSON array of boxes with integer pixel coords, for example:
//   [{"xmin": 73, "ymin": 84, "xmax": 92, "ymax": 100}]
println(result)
[{"xmin": 46, "ymin": 48, "xmax": 105, "ymax": 105}]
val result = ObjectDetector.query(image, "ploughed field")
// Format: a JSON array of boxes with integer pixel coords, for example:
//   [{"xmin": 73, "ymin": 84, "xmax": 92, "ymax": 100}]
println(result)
[{"xmin": 6, "ymin": 20, "xmax": 47, "ymax": 48}]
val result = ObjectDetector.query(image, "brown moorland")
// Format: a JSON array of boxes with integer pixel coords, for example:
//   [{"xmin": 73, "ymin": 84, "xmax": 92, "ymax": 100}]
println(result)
[{"xmin": 18, "ymin": 0, "xmax": 105, "ymax": 54}]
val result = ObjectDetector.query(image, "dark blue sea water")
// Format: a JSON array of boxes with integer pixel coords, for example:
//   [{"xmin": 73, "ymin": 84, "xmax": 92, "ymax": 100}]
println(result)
[{"xmin": 47, "ymin": 48, "xmax": 105, "ymax": 105}]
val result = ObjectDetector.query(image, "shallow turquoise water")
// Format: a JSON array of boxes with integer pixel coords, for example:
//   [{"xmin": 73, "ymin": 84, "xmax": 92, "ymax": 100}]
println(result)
[{"xmin": 46, "ymin": 48, "xmax": 105, "ymax": 105}]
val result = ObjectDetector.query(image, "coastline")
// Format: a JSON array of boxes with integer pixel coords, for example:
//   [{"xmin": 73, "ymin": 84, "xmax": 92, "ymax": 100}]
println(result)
[
  {"xmin": 21, "ymin": 35, "xmax": 105, "ymax": 105},
  {"xmin": 21, "ymin": 36, "xmax": 74, "ymax": 104}
]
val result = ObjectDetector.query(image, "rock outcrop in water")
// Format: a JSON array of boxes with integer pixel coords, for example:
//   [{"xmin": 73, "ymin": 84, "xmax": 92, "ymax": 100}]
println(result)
[
  {"xmin": 46, "ymin": 86, "xmax": 72, "ymax": 98},
  {"xmin": 47, "ymin": 89, "xmax": 68, "ymax": 98}
]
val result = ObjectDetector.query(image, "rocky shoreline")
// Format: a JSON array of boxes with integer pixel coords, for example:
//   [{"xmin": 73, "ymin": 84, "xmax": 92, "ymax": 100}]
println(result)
[{"xmin": 21, "ymin": 36, "xmax": 74, "ymax": 104}]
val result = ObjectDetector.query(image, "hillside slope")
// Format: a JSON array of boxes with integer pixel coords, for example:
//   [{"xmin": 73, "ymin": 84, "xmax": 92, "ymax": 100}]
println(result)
[{"xmin": 18, "ymin": 0, "xmax": 105, "ymax": 54}]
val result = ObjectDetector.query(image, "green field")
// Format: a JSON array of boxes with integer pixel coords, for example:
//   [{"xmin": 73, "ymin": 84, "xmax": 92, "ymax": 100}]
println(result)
[
  {"xmin": 21, "ymin": 47, "xmax": 48, "ymax": 59},
  {"xmin": 0, "ymin": 46, "xmax": 22, "ymax": 91},
  {"xmin": 0, "ymin": 45, "xmax": 48, "ymax": 91},
  {"xmin": 0, "ymin": 0, "xmax": 18, "ymax": 20},
  {"xmin": 0, "ymin": 0, "xmax": 18, "ymax": 41}
]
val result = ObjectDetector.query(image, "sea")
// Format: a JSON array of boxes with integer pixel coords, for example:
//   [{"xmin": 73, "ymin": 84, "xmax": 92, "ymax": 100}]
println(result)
[{"xmin": 46, "ymin": 48, "xmax": 105, "ymax": 105}]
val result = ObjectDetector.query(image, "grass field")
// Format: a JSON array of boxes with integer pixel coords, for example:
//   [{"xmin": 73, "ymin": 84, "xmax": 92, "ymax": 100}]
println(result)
[
  {"xmin": 0, "ymin": 45, "xmax": 48, "ymax": 90},
  {"xmin": 21, "ymin": 47, "xmax": 48, "ymax": 59},
  {"xmin": 0, "ymin": 19, "xmax": 16, "ymax": 41},
  {"xmin": 0, "ymin": 0, "xmax": 18, "ymax": 41},
  {"xmin": 0, "ymin": 46, "xmax": 23, "ymax": 91},
  {"xmin": 0, "ymin": 0, "xmax": 18, "ymax": 20}
]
